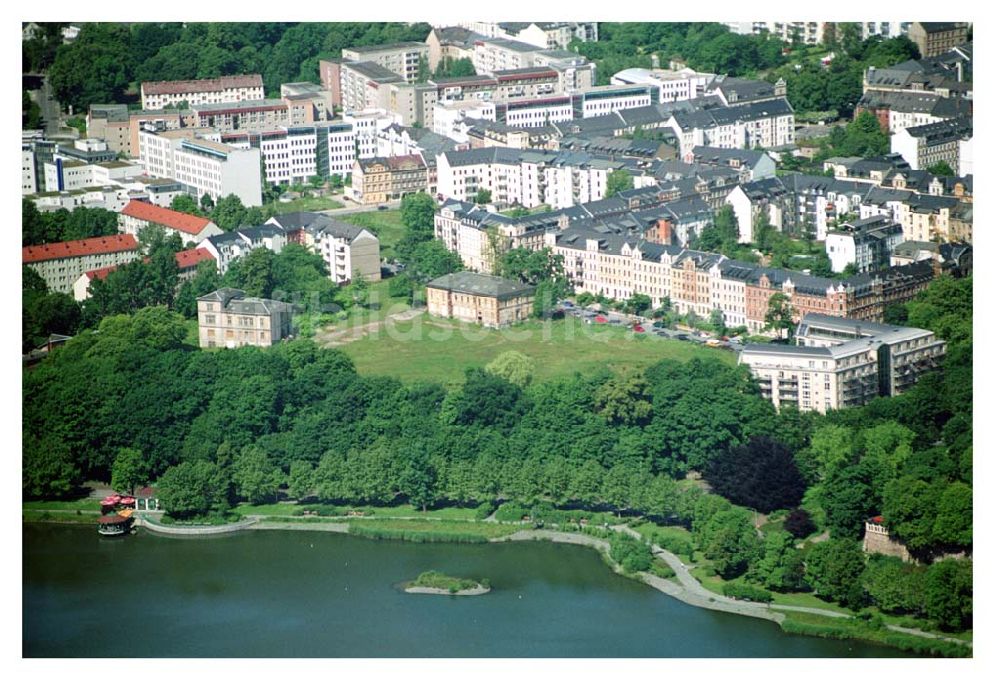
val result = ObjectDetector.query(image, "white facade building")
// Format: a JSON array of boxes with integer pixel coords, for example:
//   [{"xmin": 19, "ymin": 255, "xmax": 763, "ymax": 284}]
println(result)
[
  {"xmin": 140, "ymin": 74, "xmax": 264, "ymax": 110},
  {"xmin": 139, "ymin": 129, "xmax": 262, "ymax": 206}
]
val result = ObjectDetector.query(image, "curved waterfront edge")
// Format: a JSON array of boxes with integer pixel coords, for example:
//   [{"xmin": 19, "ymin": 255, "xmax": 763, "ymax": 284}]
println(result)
[{"xmin": 23, "ymin": 515, "xmax": 971, "ymax": 654}]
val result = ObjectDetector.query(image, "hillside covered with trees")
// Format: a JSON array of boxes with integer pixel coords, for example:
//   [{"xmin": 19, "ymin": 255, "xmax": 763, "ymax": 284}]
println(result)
[
  {"xmin": 23, "ymin": 272, "xmax": 972, "ymax": 633},
  {"xmin": 45, "ymin": 22, "xmax": 431, "ymax": 112}
]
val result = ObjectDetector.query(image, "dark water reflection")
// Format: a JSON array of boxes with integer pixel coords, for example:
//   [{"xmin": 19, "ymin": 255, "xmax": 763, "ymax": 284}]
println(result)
[{"xmin": 23, "ymin": 524, "xmax": 909, "ymax": 658}]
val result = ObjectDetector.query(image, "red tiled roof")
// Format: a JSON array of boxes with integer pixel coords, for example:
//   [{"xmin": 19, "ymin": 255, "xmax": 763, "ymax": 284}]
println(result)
[
  {"xmin": 82, "ymin": 248, "xmax": 216, "ymax": 282},
  {"xmin": 175, "ymin": 247, "xmax": 216, "ymax": 270},
  {"xmin": 121, "ymin": 200, "xmax": 212, "ymax": 235},
  {"xmin": 23, "ymin": 235, "xmax": 139, "ymax": 264},
  {"xmin": 142, "ymin": 74, "xmax": 263, "ymax": 96},
  {"xmin": 83, "ymin": 264, "xmax": 119, "ymax": 282}
]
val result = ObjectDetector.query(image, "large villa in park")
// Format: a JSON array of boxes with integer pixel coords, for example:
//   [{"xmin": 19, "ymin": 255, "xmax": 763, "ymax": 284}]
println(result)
[{"xmin": 426, "ymin": 272, "xmax": 535, "ymax": 328}]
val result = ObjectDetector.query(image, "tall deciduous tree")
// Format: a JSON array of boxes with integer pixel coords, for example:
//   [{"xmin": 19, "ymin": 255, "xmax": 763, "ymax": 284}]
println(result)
[
  {"xmin": 604, "ymin": 169, "xmax": 633, "ymax": 198},
  {"xmin": 704, "ymin": 436, "xmax": 806, "ymax": 513},
  {"xmin": 804, "ymin": 538, "xmax": 866, "ymax": 609},
  {"xmin": 111, "ymin": 447, "xmax": 146, "ymax": 494},
  {"xmin": 232, "ymin": 445, "xmax": 283, "ymax": 504},
  {"xmin": 764, "ymin": 292, "xmax": 795, "ymax": 341}
]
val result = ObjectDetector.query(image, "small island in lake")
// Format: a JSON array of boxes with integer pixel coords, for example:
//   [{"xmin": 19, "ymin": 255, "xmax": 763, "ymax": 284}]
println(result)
[{"xmin": 404, "ymin": 571, "xmax": 491, "ymax": 596}]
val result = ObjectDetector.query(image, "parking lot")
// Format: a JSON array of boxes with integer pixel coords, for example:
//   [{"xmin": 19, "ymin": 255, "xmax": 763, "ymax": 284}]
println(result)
[{"xmin": 559, "ymin": 300, "xmax": 742, "ymax": 352}]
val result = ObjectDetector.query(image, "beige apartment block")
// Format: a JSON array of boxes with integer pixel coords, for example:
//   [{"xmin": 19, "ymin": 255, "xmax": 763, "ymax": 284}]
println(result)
[
  {"xmin": 739, "ymin": 313, "xmax": 946, "ymax": 413},
  {"xmin": 426, "ymin": 272, "xmax": 534, "ymax": 328},
  {"xmin": 197, "ymin": 288, "xmax": 292, "ymax": 349}
]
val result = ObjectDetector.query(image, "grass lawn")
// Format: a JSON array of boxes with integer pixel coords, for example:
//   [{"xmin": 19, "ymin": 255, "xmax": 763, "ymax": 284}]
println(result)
[
  {"xmin": 348, "ymin": 518, "xmax": 520, "ymax": 540},
  {"xmin": 23, "ymin": 510, "xmax": 96, "ymax": 524},
  {"xmin": 770, "ymin": 590, "xmax": 853, "ymax": 615},
  {"xmin": 267, "ymin": 196, "xmax": 345, "ymax": 214},
  {"xmin": 340, "ymin": 210, "xmax": 406, "ymax": 258},
  {"xmin": 631, "ymin": 522, "xmax": 693, "ymax": 544},
  {"xmin": 23, "ymin": 499, "xmax": 102, "ymax": 512},
  {"xmin": 340, "ymin": 314, "xmax": 736, "ymax": 385},
  {"xmin": 313, "ymin": 279, "xmax": 413, "ymax": 331}
]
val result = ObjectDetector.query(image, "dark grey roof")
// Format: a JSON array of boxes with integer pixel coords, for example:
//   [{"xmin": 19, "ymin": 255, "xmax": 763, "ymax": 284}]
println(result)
[
  {"xmin": 741, "ymin": 343, "xmax": 833, "ymax": 357},
  {"xmin": 904, "ymin": 116, "xmax": 972, "ymax": 143},
  {"xmin": 343, "ymin": 61, "xmax": 404, "ymax": 83},
  {"xmin": 481, "ymin": 37, "xmax": 540, "ymax": 53},
  {"xmin": 690, "ymin": 146, "xmax": 767, "ymax": 166},
  {"xmin": 198, "ymin": 288, "xmax": 290, "ymax": 315},
  {"xmin": 427, "ymin": 271, "xmax": 535, "ymax": 300}
]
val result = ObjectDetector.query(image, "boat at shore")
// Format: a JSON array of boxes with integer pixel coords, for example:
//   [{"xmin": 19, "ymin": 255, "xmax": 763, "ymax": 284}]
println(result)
[{"xmin": 97, "ymin": 508, "xmax": 134, "ymax": 536}]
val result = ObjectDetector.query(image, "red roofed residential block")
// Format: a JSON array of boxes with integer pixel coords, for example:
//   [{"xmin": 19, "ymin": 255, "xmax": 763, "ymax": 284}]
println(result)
[
  {"xmin": 72, "ymin": 247, "xmax": 218, "ymax": 301},
  {"xmin": 120, "ymin": 200, "xmax": 218, "ymax": 237},
  {"xmin": 119, "ymin": 201, "xmax": 223, "ymax": 248},
  {"xmin": 23, "ymin": 234, "xmax": 139, "ymax": 264},
  {"xmin": 175, "ymin": 247, "xmax": 216, "ymax": 270},
  {"xmin": 24, "ymin": 234, "xmax": 141, "ymax": 295}
]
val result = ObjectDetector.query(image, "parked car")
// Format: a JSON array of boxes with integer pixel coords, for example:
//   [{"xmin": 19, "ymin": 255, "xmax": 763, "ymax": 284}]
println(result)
[
  {"xmin": 632, "ymin": 324, "xmax": 645, "ymax": 333},
  {"xmin": 377, "ymin": 205, "xmax": 388, "ymax": 211}
]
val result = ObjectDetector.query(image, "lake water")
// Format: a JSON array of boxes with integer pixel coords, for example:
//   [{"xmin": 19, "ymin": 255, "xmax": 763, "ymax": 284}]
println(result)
[{"xmin": 23, "ymin": 524, "xmax": 909, "ymax": 658}]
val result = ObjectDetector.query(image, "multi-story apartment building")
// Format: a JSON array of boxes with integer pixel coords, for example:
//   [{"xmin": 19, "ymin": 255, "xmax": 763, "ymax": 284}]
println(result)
[
  {"xmin": 434, "ymin": 200, "xmax": 556, "ymax": 273},
  {"xmin": 576, "ymin": 85, "xmax": 655, "ymax": 119},
  {"xmin": 612, "ymin": 67, "xmax": 716, "ymax": 104},
  {"xmin": 531, "ymin": 50, "xmax": 596, "ymax": 92},
  {"xmin": 351, "ymin": 155, "xmax": 428, "ymax": 205},
  {"xmin": 473, "ymin": 37, "xmax": 543, "ymax": 75},
  {"xmin": 318, "ymin": 59, "xmax": 344, "ymax": 108},
  {"xmin": 856, "ymin": 90, "xmax": 972, "ymax": 134},
  {"xmin": 190, "ymin": 99, "xmax": 292, "ymax": 133},
  {"xmin": 740, "ymin": 313, "xmax": 946, "ymax": 413},
  {"xmin": 23, "ymin": 234, "xmax": 140, "ymax": 294},
  {"xmin": 224, "ymin": 120, "xmax": 358, "ymax": 183},
  {"xmin": 497, "ymin": 96, "xmax": 575, "ymax": 128},
  {"xmin": 265, "ymin": 212, "xmax": 381, "ymax": 284},
  {"xmin": 138, "ymin": 129, "xmax": 262, "ymax": 207},
  {"xmin": 724, "ymin": 21, "xmax": 827, "ymax": 45},
  {"xmin": 199, "ymin": 225, "xmax": 286, "ymax": 275},
  {"xmin": 339, "ymin": 61, "xmax": 405, "ymax": 112},
  {"xmin": 26, "ymin": 185, "xmax": 132, "ymax": 213},
  {"xmin": 666, "ymin": 98, "xmax": 795, "ymax": 156},
  {"xmin": 118, "ymin": 200, "xmax": 223, "ymax": 246},
  {"xmin": 21, "ymin": 144, "xmax": 36, "ymax": 194},
  {"xmin": 492, "ymin": 67, "xmax": 562, "ymax": 100},
  {"xmin": 825, "ymin": 216, "xmax": 904, "ymax": 274},
  {"xmin": 141, "ymin": 74, "xmax": 264, "ymax": 110},
  {"xmin": 548, "ymin": 229, "xmax": 681, "ymax": 309},
  {"xmin": 281, "ymin": 82, "xmax": 335, "ymax": 122},
  {"xmin": 908, "ymin": 22, "xmax": 970, "ymax": 58},
  {"xmin": 425, "ymin": 26, "xmax": 485, "ymax": 72},
  {"xmin": 197, "ymin": 288, "xmax": 292, "ymax": 349},
  {"xmin": 426, "ymin": 272, "xmax": 535, "ymax": 328},
  {"xmin": 72, "ymin": 247, "xmax": 217, "ymax": 301},
  {"xmin": 313, "ymin": 221, "xmax": 382, "ymax": 284},
  {"xmin": 87, "ymin": 104, "xmax": 132, "ymax": 155},
  {"xmin": 861, "ymin": 21, "xmax": 912, "ymax": 40},
  {"xmin": 891, "ymin": 117, "xmax": 972, "ymax": 171},
  {"xmin": 342, "ymin": 42, "xmax": 430, "ymax": 83},
  {"xmin": 435, "ymin": 147, "xmax": 618, "ymax": 209},
  {"xmin": 443, "ymin": 22, "xmax": 598, "ymax": 50}
]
